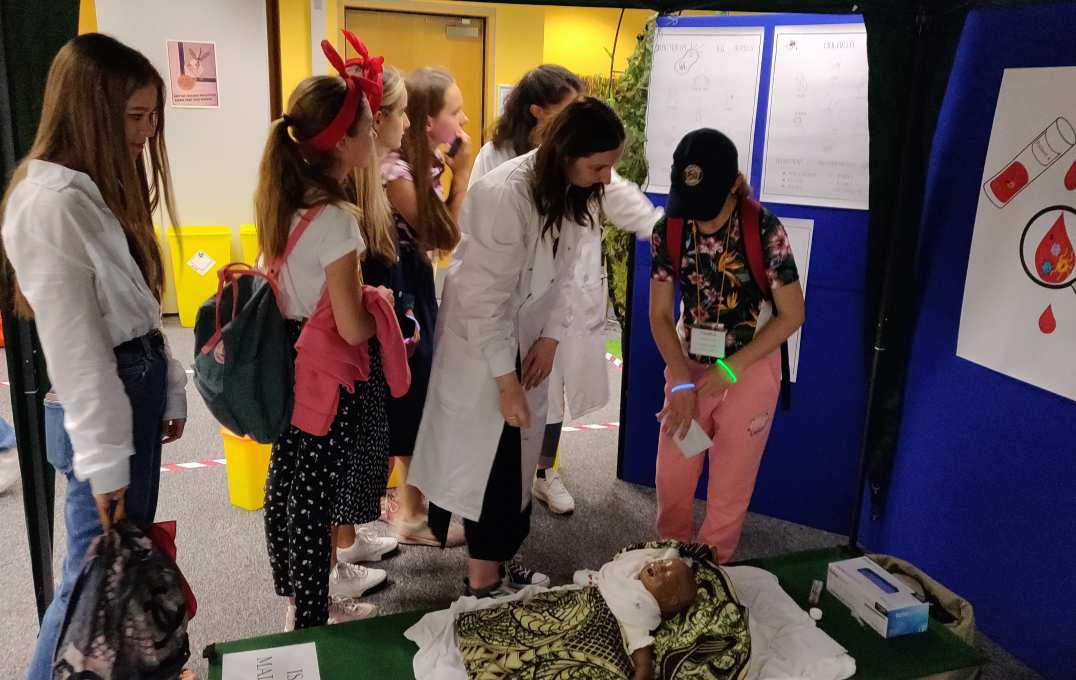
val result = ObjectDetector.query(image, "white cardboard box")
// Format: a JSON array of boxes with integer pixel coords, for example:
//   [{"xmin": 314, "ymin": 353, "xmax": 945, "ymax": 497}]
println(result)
[{"xmin": 826, "ymin": 556, "xmax": 930, "ymax": 638}]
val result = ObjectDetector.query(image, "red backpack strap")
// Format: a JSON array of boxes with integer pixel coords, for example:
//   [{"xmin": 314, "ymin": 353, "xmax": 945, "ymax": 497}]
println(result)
[
  {"xmin": 665, "ymin": 217, "xmax": 685, "ymax": 284},
  {"xmin": 267, "ymin": 205, "xmax": 325, "ymax": 278},
  {"xmin": 740, "ymin": 198, "xmax": 770, "ymax": 299}
]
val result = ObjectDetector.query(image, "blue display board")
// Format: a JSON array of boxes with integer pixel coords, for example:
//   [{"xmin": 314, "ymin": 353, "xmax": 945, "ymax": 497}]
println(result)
[
  {"xmin": 619, "ymin": 13, "xmax": 868, "ymax": 534},
  {"xmin": 859, "ymin": 4, "xmax": 1076, "ymax": 678}
]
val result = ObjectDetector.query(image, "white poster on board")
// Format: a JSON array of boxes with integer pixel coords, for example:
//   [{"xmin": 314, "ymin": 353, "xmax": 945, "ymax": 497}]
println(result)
[
  {"xmin": 760, "ymin": 25, "xmax": 869, "ymax": 209},
  {"xmin": 958, "ymin": 67, "xmax": 1076, "ymax": 402},
  {"xmin": 778, "ymin": 217, "xmax": 814, "ymax": 382},
  {"xmin": 645, "ymin": 26, "xmax": 764, "ymax": 193}
]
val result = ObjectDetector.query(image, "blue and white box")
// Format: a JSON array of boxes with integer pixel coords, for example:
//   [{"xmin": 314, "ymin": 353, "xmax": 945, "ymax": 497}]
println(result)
[{"xmin": 826, "ymin": 556, "xmax": 930, "ymax": 638}]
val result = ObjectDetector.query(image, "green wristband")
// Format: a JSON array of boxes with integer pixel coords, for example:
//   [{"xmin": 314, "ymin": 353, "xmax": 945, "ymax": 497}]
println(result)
[{"xmin": 715, "ymin": 359, "xmax": 738, "ymax": 384}]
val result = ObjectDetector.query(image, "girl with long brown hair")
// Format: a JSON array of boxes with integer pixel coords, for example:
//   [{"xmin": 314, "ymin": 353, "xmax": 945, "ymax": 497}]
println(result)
[
  {"xmin": 258, "ymin": 43, "xmax": 397, "ymax": 629},
  {"xmin": 378, "ymin": 67, "xmax": 469, "ymax": 547},
  {"xmin": 410, "ymin": 97, "xmax": 626, "ymax": 598},
  {"xmin": 0, "ymin": 34, "xmax": 188, "ymax": 679}
]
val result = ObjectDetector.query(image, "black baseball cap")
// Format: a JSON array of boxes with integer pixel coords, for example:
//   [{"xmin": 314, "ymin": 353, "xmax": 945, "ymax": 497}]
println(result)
[{"xmin": 666, "ymin": 128, "xmax": 739, "ymax": 221}]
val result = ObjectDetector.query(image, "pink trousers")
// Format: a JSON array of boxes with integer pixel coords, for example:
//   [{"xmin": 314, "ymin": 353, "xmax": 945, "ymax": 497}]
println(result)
[{"xmin": 655, "ymin": 351, "xmax": 781, "ymax": 562}]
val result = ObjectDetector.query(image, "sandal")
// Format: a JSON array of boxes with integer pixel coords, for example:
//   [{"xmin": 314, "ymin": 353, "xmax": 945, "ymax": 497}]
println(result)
[{"xmin": 394, "ymin": 516, "xmax": 465, "ymax": 547}]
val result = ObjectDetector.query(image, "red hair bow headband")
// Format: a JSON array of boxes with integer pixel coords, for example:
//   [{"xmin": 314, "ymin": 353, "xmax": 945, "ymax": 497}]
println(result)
[
  {"xmin": 342, "ymin": 30, "xmax": 384, "ymax": 114},
  {"xmin": 304, "ymin": 33, "xmax": 383, "ymax": 153}
]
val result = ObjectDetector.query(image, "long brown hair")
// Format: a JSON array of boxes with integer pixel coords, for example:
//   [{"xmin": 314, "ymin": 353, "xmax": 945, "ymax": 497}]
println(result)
[
  {"xmin": 255, "ymin": 75, "xmax": 368, "ymax": 263},
  {"xmin": 398, "ymin": 67, "xmax": 460, "ymax": 259},
  {"xmin": 532, "ymin": 97, "xmax": 625, "ymax": 236},
  {"xmin": 1, "ymin": 33, "xmax": 178, "ymax": 316},
  {"xmin": 494, "ymin": 65, "xmax": 583, "ymax": 156},
  {"xmin": 356, "ymin": 66, "xmax": 404, "ymax": 265}
]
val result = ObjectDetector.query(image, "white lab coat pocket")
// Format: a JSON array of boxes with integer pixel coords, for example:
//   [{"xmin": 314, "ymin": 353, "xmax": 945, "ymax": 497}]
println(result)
[{"xmin": 430, "ymin": 326, "xmax": 493, "ymax": 416}]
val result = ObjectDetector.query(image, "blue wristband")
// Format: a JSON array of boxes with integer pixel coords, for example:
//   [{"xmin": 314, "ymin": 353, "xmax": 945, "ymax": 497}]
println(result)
[{"xmin": 670, "ymin": 383, "xmax": 695, "ymax": 394}]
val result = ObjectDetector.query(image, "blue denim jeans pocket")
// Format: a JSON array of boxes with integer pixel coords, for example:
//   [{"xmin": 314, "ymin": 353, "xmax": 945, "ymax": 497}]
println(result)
[{"xmin": 43, "ymin": 396, "xmax": 73, "ymax": 474}]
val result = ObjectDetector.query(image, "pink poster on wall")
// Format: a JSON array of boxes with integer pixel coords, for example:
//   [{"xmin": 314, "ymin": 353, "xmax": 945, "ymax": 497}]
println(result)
[{"xmin": 166, "ymin": 40, "xmax": 219, "ymax": 108}]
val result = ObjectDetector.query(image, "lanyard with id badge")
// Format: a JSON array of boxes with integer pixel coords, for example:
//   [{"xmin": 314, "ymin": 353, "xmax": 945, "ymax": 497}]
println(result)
[{"xmin": 687, "ymin": 218, "xmax": 734, "ymax": 363}]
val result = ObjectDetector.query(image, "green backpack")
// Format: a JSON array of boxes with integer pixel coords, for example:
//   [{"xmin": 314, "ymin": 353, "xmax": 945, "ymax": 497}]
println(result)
[{"xmin": 192, "ymin": 207, "xmax": 321, "ymax": 443}]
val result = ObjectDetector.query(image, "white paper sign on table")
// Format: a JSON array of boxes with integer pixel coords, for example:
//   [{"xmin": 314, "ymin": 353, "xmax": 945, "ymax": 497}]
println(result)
[
  {"xmin": 958, "ymin": 66, "xmax": 1076, "ymax": 402},
  {"xmin": 222, "ymin": 642, "xmax": 320, "ymax": 680},
  {"xmin": 645, "ymin": 26, "xmax": 764, "ymax": 193},
  {"xmin": 775, "ymin": 217, "xmax": 814, "ymax": 383},
  {"xmin": 761, "ymin": 25, "xmax": 869, "ymax": 210}
]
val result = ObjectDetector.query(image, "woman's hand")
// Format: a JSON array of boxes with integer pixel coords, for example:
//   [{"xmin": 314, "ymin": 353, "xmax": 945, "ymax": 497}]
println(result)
[
  {"xmin": 375, "ymin": 285, "xmax": 394, "ymax": 306},
  {"xmin": 521, "ymin": 337, "xmax": 558, "ymax": 390},
  {"xmin": 696, "ymin": 359, "xmax": 737, "ymax": 399},
  {"xmin": 445, "ymin": 130, "xmax": 473, "ymax": 175},
  {"xmin": 161, "ymin": 418, "xmax": 186, "ymax": 444},
  {"xmin": 94, "ymin": 487, "xmax": 126, "ymax": 530},
  {"xmin": 496, "ymin": 374, "xmax": 531, "ymax": 430},
  {"xmin": 657, "ymin": 388, "xmax": 696, "ymax": 440}
]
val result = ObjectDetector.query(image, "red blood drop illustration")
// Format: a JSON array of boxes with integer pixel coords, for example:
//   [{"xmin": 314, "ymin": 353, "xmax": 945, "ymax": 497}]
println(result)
[
  {"xmin": 1034, "ymin": 213, "xmax": 1075, "ymax": 284},
  {"xmin": 990, "ymin": 160, "xmax": 1029, "ymax": 204},
  {"xmin": 1066, "ymin": 159, "xmax": 1076, "ymax": 191},
  {"xmin": 1039, "ymin": 305, "xmax": 1057, "ymax": 334}
]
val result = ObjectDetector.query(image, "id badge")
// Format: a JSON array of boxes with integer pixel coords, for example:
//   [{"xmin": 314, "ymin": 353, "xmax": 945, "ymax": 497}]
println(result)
[{"xmin": 689, "ymin": 323, "xmax": 726, "ymax": 360}]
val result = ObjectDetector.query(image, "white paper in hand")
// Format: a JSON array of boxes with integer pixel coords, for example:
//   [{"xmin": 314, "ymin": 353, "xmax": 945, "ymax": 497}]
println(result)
[
  {"xmin": 674, "ymin": 419, "xmax": 712, "ymax": 458},
  {"xmin": 222, "ymin": 642, "xmax": 320, "ymax": 680}
]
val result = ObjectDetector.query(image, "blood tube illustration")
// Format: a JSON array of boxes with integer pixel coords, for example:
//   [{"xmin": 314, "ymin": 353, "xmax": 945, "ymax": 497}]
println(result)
[{"xmin": 984, "ymin": 116, "xmax": 1076, "ymax": 208}]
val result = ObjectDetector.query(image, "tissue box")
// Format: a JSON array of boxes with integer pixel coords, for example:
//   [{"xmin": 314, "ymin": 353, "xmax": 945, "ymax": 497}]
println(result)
[{"xmin": 826, "ymin": 556, "xmax": 929, "ymax": 638}]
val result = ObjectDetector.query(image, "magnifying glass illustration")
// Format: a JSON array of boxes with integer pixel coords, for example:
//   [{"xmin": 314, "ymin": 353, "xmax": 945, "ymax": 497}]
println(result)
[{"xmin": 1019, "ymin": 205, "xmax": 1076, "ymax": 333}]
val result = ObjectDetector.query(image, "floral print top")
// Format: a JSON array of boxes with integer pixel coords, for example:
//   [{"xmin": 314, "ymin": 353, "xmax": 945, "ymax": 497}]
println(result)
[
  {"xmin": 380, "ymin": 150, "xmax": 446, "ymax": 256},
  {"xmin": 650, "ymin": 206, "xmax": 799, "ymax": 362}
]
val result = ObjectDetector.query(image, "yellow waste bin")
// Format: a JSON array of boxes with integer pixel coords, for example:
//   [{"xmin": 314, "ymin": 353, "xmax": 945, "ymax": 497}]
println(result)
[
  {"xmin": 220, "ymin": 427, "xmax": 272, "ymax": 511},
  {"xmin": 166, "ymin": 226, "xmax": 232, "ymax": 327},
  {"xmin": 238, "ymin": 224, "xmax": 258, "ymax": 266}
]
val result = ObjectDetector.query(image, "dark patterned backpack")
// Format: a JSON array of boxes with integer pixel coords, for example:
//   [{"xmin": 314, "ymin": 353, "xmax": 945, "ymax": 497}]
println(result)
[{"xmin": 53, "ymin": 521, "xmax": 191, "ymax": 680}]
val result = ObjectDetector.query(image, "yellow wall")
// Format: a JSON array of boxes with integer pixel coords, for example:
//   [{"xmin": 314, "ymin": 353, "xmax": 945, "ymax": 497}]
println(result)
[
  {"xmin": 279, "ymin": 0, "xmax": 311, "ymax": 102},
  {"xmin": 543, "ymin": 7, "xmax": 653, "ymax": 77},
  {"xmin": 281, "ymin": 2, "xmax": 666, "ymax": 126},
  {"xmin": 78, "ymin": 0, "xmax": 97, "ymax": 33}
]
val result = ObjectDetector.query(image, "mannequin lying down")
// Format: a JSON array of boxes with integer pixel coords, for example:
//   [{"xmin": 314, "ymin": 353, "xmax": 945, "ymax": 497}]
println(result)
[{"xmin": 407, "ymin": 541, "xmax": 856, "ymax": 680}]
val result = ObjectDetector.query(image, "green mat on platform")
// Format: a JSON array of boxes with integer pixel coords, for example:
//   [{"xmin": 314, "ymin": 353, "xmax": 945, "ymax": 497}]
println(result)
[
  {"xmin": 205, "ymin": 547, "xmax": 985, "ymax": 680},
  {"xmin": 736, "ymin": 546, "xmax": 986, "ymax": 679}
]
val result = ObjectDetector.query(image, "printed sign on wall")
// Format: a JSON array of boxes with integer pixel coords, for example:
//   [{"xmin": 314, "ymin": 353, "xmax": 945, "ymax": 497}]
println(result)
[{"xmin": 167, "ymin": 40, "xmax": 220, "ymax": 108}]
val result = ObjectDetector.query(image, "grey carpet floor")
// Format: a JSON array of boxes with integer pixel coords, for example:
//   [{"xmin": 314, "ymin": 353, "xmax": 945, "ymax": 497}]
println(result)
[{"xmin": 0, "ymin": 320, "xmax": 1042, "ymax": 679}]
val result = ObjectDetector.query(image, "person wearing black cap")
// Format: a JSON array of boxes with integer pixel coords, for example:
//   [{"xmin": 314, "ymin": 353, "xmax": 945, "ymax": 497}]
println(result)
[{"xmin": 648, "ymin": 128, "xmax": 805, "ymax": 563}]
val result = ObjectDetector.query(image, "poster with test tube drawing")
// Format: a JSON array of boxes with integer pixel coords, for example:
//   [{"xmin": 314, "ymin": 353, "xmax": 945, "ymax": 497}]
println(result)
[
  {"xmin": 644, "ymin": 26, "xmax": 764, "ymax": 193},
  {"xmin": 958, "ymin": 67, "xmax": 1076, "ymax": 402},
  {"xmin": 760, "ymin": 25, "xmax": 869, "ymax": 210}
]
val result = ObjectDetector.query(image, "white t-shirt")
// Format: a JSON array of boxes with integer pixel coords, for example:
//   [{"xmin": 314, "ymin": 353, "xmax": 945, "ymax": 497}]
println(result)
[
  {"xmin": 574, "ymin": 547, "xmax": 681, "ymax": 655},
  {"xmin": 278, "ymin": 204, "xmax": 365, "ymax": 320}
]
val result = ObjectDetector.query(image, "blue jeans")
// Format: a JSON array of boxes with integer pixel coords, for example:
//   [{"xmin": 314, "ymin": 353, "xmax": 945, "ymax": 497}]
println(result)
[{"xmin": 26, "ymin": 334, "xmax": 167, "ymax": 680}]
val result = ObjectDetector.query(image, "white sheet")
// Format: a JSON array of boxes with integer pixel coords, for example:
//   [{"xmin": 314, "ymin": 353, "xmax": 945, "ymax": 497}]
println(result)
[
  {"xmin": 726, "ymin": 566, "xmax": 856, "ymax": 680},
  {"xmin": 405, "ymin": 567, "xmax": 856, "ymax": 680}
]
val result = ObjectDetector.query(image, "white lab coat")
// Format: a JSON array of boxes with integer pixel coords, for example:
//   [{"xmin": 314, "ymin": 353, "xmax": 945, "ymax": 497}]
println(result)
[
  {"xmin": 410, "ymin": 151, "xmax": 583, "ymax": 521},
  {"xmin": 470, "ymin": 141, "xmax": 662, "ymax": 423}
]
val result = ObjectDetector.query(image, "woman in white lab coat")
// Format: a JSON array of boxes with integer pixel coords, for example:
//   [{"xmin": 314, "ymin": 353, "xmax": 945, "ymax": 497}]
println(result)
[
  {"xmin": 410, "ymin": 97, "xmax": 626, "ymax": 597},
  {"xmin": 471, "ymin": 66, "xmax": 662, "ymax": 516}
]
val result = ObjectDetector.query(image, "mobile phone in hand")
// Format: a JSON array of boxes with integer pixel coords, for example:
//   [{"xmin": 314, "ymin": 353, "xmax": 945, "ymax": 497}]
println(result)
[{"xmin": 447, "ymin": 136, "xmax": 464, "ymax": 158}]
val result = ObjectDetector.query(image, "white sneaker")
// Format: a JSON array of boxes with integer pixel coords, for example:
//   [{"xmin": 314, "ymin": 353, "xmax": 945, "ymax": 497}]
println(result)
[
  {"xmin": 337, "ymin": 527, "xmax": 399, "ymax": 564},
  {"xmin": 283, "ymin": 603, "xmax": 296, "ymax": 632},
  {"xmin": 328, "ymin": 596, "xmax": 379, "ymax": 623},
  {"xmin": 329, "ymin": 562, "xmax": 387, "ymax": 599},
  {"xmin": 0, "ymin": 452, "xmax": 19, "ymax": 494},
  {"xmin": 532, "ymin": 469, "xmax": 575, "ymax": 515}
]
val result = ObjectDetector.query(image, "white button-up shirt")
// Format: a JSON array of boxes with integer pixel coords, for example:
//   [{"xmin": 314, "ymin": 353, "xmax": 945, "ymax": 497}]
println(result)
[{"xmin": 3, "ymin": 160, "xmax": 187, "ymax": 493}]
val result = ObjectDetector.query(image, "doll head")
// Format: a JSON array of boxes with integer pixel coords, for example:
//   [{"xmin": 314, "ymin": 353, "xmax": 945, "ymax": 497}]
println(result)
[{"xmin": 639, "ymin": 558, "xmax": 697, "ymax": 617}]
